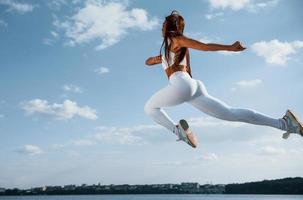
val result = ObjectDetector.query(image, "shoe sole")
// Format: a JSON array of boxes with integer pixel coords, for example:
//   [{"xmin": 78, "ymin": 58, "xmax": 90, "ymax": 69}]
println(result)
[
  {"xmin": 288, "ymin": 109, "xmax": 303, "ymax": 136},
  {"xmin": 179, "ymin": 119, "xmax": 198, "ymax": 148}
]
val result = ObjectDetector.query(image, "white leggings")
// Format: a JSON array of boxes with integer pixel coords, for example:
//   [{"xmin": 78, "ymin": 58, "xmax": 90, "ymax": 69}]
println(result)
[{"xmin": 144, "ymin": 72, "xmax": 284, "ymax": 135}]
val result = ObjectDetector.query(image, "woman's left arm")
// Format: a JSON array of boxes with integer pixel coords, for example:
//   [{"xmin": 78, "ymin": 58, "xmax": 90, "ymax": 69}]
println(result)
[
  {"xmin": 174, "ymin": 36, "xmax": 246, "ymax": 52},
  {"xmin": 145, "ymin": 55, "xmax": 162, "ymax": 66}
]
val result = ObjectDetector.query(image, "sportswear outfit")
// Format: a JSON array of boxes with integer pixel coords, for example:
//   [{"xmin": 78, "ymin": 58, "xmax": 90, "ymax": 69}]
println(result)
[{"xmin": 145, "ymin": 49, "xmax": 287, "ymax": 136}]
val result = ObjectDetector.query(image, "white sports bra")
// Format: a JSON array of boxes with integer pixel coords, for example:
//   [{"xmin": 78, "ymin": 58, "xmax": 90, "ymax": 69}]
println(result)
[
  {"xmin": 161, "ymin": 39, "xmax": 187, "ymax": 70},
  {"xmin": 162, "ymin": 51, "xmax": 187, "ymax": 70}
]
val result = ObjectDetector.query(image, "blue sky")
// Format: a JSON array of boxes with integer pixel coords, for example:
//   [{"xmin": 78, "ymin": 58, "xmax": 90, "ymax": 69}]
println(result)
[{"xmin": 0, "ymin": 0, "xmax": 303, "ymax": 189}]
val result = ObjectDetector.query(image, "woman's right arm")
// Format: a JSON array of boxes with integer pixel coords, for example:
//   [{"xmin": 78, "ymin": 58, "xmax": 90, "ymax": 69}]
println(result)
[
  {"xmin": 174, "ymin": 36, "xmax": 246, "ymax": 52},
  {"xmin": 145, "ymin": 55, "xmax": 162, "ymax": 66}
]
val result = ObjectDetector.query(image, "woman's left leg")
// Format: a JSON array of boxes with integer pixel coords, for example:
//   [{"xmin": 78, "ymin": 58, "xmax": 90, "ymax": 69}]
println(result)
[
  {"xmin": 144, "ymin": 83, "xmax": 188, "ymax": 135},
  {"xmin": 188, "ymin": 81, "xmax": 285, "ymax": 130}
]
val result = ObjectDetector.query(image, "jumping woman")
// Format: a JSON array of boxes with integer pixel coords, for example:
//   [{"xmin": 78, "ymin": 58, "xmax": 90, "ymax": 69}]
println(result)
[{"xmin": 144, "ymin": 11, "xmax": 303, "ymax": 148}]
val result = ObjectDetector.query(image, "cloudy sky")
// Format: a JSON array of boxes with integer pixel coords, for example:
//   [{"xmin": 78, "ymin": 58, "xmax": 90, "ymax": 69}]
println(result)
[{"xmin": 0, "ymin": 0, "xmax": 303, "ymax": 189}]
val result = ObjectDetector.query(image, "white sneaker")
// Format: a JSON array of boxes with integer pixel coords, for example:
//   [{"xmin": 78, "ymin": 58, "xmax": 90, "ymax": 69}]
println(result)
[
  {"xmin": 176, "ymin": 119, "xmax": 198, "ymax": 148},
  {"xmin": 282, "ymin": 109, "xmax": 303, "ymax": 139}
]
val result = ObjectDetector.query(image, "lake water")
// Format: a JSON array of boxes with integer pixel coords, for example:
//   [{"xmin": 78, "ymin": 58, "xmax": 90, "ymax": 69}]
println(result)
[{"xmin": 0, "ymin": 195, "xmax": 302, "ymax": 200}]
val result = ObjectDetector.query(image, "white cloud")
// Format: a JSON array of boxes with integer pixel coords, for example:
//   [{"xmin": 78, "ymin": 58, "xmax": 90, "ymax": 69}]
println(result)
[
  {"xmin": 184, "ymin": 116, "xmax": 277, "ymax": 144},
  {"xmin": 187, "ymin": 33, "xmax": 213, "ymax": 44},
  {"xmin": 17, "ymin": 145, "xmax": 43, "ymax": 156},
  {"xmin": 53, "ymin": 124, "xmax": 161, "ymax": 148},
  {"xmin": 0, "ymin": 0, "xmax": 36, "ymax": 14},
  {"xmin": 0, "ymin": 19, "xmax": 7, "ymax": 27},
  {"xmin": 186, "ymin": 32, "xmax": 223, "ymax": 45},
  {"xmin": 48, "ymin": 0, "xmax": 67, "ymax": 10},
  {"xmin": 253, "ymin": 0, "xmax": 279, "ymax": 9},
  {"xmin": 208, "ymin": 0, "xmax": 251, "ymax": 11},
  {"xmin": 71, "ymin": 139, "xmax": 95, "ymax": 146},
  {"xmin": 42, "ymin": 38, "xmax": 53, "ymax": 46},
  {"xmin": 155, "ymin": 152, "xmax": 219, "ymax": 167},
  {"xmin": 259, "ymin": 146, "xmax": 286, "ymax": 156},
  {"xmin": 51, "ymin": 31, "xmax": 59, "ymax": 39},
  {"xmin": 48, "ymin": 0, "xmax": 80, "ymax": 10},
  {"xmin": 95, "ymin": 132, "xmax": 145, "ymax": 145},
  {"xmin": 288, "ymin": 148, "xmax": 303, "ymax": 154},
  {"xmin": 205, "ymin": 12, "xmax": 224, "ymax": 20},
  {"xmin": 197, "ymin": 152, "xmax": 219, "ymax": 161},
  {"xmin": 217, "ymin": 51, "xmax": 241, "ymax": 55},
  {"xmin": 54, "ymin": 114, "xmax": 281, "ymax": 149},
  {"xmin": 236, "ymin": 79, "xmax": 262, "ymax": 87},
  {"xmin": 198, "ymin": 36, "xmax": 213, "ymax": 44},
  {"xmin": 251, "ymin": 39, "xmax": 303, "ymax": 65},
  {"xmin": 43, "ymin": 31, "xmax": 60, "ymax": 46},
  {"xmin": 231, "ymin": 79, "xmax": 262, "ymax": 92},
  {"xmin": 21, "ymin": 99, "xmax": 97, "ymax": 120},
  {"xmin": 156, "ymin": 161, "xmax": 184, "ymax": 166},
  {"xmin": 95, "ymin": 67, "xmax": 109, "ymax": 75},
  {"xmin": 62, "ymin": 84, "xmax": 82, "ymax": 93},
  {"xmin": 54, "ymin": 0, "xmax": 158, "ymax": 50},
  {"xmin": 188, "ymin": 116, "xmax": 246, "ymax": 128},
  {"xmin": 208, "ymin": 0, "xmax": 279, "ymax": 11},
  {"xmin": 52, "ymin": 139, "xmax": 96, "ymax": 149},
  {"xmin": 93, "ymin": 126, "xmax": 150, "ymax": 145},
  {"xmin": 96, "ymin": 124, "xmax": 160, "ymax": 145}
]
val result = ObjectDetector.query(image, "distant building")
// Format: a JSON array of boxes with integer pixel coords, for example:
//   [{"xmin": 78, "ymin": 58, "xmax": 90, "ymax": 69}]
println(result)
[
  {"xmin": 128, "ymin": 185, "xmax": 137, "ymax": 190},
  {"xmin": 29, "ymin": 187, "xmax": 44, "ymax": 194},
  {"xmin": 200, "ymin": 184, "xmax": 225, "ymax": 194},
  {"xmin": 179, "ymin": 182, "xmax": 200, "ymax": 193},
  {"xmin": 151, "ymin": 184, "xmax": 174, "ymax": 190},
  {"xmin": 44, "ymin": 186, "xmax": 62, "ymax": 192},
  {"xmin": 63, "ymin": 185, "xmax": 76, "ymax": 191},
  {"xmin": 104, "ymin": 185, "xmax": 111, "ymax": 190},
  {"xmin": 181, "ymin": 182, "xmax": 199, "ymax": 190},
  {"xmin": 162, "ymin": 184, "xmax": 174, "ymax": 190},
  {"xmin": 113, "ymin": 184, "xmax": 129, "ymax": 190}
]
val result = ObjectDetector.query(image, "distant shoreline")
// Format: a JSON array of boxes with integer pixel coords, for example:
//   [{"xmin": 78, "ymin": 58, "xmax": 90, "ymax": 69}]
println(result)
[{"xmin": 1, "ymin": 177, "xmax": 303, "ymax": 196}]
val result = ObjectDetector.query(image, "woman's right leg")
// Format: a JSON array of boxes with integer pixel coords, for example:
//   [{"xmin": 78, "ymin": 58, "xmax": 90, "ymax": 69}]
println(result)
[
  {"xmin": 144, "ymin": 84, "xmax": 187, "ymax": 135},
  {"xmin": 188, "ymin": 81, "xmax": 285, "ymax": 130}
]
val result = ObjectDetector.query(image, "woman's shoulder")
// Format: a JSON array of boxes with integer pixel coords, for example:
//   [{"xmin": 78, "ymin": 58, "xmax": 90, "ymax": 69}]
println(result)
[{"xmin": 170, "ymin": 36, "xmax": 189, "ymax": 50}]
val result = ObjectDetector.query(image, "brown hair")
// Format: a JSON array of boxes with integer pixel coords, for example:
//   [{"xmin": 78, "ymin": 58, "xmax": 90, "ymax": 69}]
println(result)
[{"xmin": 160, "ymin": 10, "xmax": 187, "ymax": 68}]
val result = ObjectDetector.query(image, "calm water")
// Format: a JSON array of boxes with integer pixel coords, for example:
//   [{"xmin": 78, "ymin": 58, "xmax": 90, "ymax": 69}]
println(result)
[{"xmin": 0, "ymin": 195, "xmax": 302, "ymax": 200}]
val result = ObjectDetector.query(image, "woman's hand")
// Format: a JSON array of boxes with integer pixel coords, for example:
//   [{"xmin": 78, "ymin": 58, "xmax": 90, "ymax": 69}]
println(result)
[{"xmin": 229, "ymin": 41, "xmax": 246, "ymax": 51}]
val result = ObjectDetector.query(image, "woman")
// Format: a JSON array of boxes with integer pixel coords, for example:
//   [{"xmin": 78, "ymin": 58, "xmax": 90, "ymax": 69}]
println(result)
[{"xmin": 144, "ymin": 11, "xmax": 303, "ymax": 148}]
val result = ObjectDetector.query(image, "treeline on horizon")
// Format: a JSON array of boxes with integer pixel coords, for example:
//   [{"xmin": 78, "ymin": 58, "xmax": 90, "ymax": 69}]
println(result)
[
  {"xmin": 1, "ymin": 177, "xmax": 303, "ymax": 195},
  {"xmin": 225, "ymin": 177, "xmax": 303, "ymax": 194}
]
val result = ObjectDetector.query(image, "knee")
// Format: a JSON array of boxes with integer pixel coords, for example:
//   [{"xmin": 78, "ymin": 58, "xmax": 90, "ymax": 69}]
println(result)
[{"xmin": 144, "ymin": 102, "xmax": 157, "ymax": 116}]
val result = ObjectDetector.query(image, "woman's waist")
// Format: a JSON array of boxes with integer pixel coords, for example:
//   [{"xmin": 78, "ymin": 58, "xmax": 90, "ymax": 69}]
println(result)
[
  {"xmin": 165, "ymin": 64, "xmax": 190, "ymax": 79},
  {"xmin": 168, "ymin": 71, "xmax": 193, "ymax": 84}
]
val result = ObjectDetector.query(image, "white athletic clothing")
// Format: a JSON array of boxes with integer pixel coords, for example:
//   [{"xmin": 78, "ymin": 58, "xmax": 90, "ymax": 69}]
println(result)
[
  {"xmin": 162, "ymin": 51, "xmax": 187, "ymax": 70},
  {"xmin": 144, "ymin": 71, "xmax": 284, "ymax": 135},
  {"xmin": 161, "ymin": 39, "xmax": 187, "ymax": 70}
]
